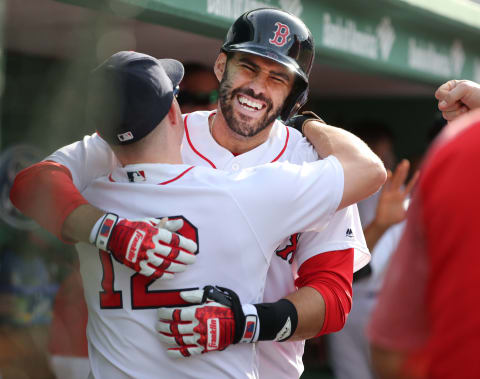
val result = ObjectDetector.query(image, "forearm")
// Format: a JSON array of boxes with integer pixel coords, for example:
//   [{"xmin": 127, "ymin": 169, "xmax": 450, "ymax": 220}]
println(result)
[
  {"xmin": 303, "ymin": 120, "xmax": 379, "ymax": 163},
  {"xmin": 62, "ymin": 204, "xmax": 104, "ymax": 243},
  {"xmin": 285, "ymin": 286, "xmax": 325, "ymax": 340},
  {"xmin": 303, "ymin": 121, "xmax": 386, "ymax": 209}
]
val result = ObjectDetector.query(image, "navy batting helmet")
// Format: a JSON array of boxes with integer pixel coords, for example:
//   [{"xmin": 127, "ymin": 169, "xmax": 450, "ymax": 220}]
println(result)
[{"xmin": 221, "ymin": 8, "xmax": 314, "ymax": 121}]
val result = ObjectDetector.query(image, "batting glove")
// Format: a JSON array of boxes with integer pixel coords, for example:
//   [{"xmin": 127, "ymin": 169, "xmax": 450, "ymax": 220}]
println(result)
[
  {"xmin": 92, "ymin": 213, "xmax": 197, "ymax": 279},
  {"xmin": 286, "ymin": 111, "xmax": 325, "ymax": 134},
  {"xmin": 156, "ymin": 286, "xmax": 259, "ymax": 358}
]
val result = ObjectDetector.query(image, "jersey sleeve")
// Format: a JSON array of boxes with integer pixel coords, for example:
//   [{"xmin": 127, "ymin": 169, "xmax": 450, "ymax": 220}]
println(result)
[
  {"xmin": 282, "ymin": 127, "xmax": 371, "ymax": 271},
  {"xmin": 286, "ymin": 128, "xmax": 319, "ymax": 163},
  {"xmin": 229, "ymin": 155, "xmax": 344, "ymax": 252},
  {"xmin": 45, "ymin": 133, "xmax": 118, "ymax": 192},
  {"xmin": 295, "ymin": 249, "xmax": 354, "ymax": 336},
  {"xmin": 294, "ymin": 204, "xmax": 370, "ymax": 272}
]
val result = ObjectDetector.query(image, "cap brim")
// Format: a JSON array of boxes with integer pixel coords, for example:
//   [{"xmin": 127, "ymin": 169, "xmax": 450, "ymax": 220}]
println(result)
[{"xmin": 159, "ymin": 59, "xmax": 184, "ymax": 88}]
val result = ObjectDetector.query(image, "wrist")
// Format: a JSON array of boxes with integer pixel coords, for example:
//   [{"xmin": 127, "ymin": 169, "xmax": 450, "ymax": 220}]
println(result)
[
  {"xmin": 253, "ymin": 299, "xmax": 298, "ymax": 342},
  {"xmin": 91, "ymin": 213, "xmax": 120, "ymax": 250},
  {"xmin": 302, "ymin": 118, "xmax": 326, "ymax": 135},
  {"xmin": 239, "ymin": 304, "xmax": 260, "ymax": 343},
  {"xmin": 369, "ymin": 218, "xmax": 391, "ymax": 234}
]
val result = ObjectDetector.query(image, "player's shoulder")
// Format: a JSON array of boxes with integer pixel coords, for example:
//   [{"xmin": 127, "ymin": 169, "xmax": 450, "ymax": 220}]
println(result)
[
  {"xmin": 271, "ymin": 120, "xmax": 317, "ymax": 163},
  {"xmin": 270, "ymin": 119, "xmax": 305, "ymax": 146}
]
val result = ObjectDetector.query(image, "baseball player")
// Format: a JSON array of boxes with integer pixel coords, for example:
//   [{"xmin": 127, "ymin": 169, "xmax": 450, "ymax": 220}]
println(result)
[
  {"xmin": 11, "ymin": 9, "xmax": 377, "ymax": 378},
  {"xmin": 49, "ymin": 51, "xmax": 381, "ymax": 378}
]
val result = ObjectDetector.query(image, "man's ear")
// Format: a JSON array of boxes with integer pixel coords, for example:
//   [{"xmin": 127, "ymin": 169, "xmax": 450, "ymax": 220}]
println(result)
[
  {"xmin": 167, "ymin": 101, "xmax": 180, "ymax": 125},
  {"xmin": 214, "ymin": 53, "xmax": 228, "ymax": 82}
]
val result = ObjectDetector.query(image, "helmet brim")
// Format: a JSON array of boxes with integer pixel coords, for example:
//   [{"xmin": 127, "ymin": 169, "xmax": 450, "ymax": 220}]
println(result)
[{"xmin": 223, "ymin": 44, "xmax": 308, "ymax": 84}]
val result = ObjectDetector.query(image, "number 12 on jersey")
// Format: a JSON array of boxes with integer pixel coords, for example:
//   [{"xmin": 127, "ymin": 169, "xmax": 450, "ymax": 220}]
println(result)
[{"xmin": 98, "ymin": 216, "xmax": 199, "ymax": 309}]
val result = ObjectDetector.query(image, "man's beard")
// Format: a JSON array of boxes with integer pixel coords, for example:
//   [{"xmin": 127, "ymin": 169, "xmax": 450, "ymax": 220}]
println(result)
[{"xmin": 218, "ymin": 71, "xmax": 283, "ymax": 138}]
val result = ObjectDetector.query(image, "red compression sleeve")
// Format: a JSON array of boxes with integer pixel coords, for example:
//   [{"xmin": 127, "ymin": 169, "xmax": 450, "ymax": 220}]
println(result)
[
  {"xmin": 10, "ymin": 161, "xmax": 88, "ymax": 242},
  {"xmin": 295, "ymin": 249, "xmax": 354, "ymax": 336}
]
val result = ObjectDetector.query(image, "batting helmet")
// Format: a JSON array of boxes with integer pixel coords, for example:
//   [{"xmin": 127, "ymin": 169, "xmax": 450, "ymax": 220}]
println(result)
[{"xmin": 221, "ymin": 8, "xmax": 314, "ymax": 121}]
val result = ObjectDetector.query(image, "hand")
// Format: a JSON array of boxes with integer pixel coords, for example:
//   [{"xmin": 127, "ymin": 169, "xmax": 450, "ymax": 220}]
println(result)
[
  {"xmin": 435, "ymin": 80, "xmax": 480, "ymax": 121},
  {"xmin": 285, "ymin": 111, "xmax": 325, "ymax": 134},
  {"xmin": 94, "ymin": 214, "xmax": 197, "ymax": 279},
  {"xmin": 374, "ymin": 159, "xmax": 418, "ymax": 230},
  {"xmin": 156, "ymin": 286, "xmax": 256, "ymax": 358}
]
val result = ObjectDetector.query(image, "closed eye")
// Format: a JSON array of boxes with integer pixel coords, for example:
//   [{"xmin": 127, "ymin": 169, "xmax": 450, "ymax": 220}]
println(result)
[
  {"xmin": 240, "ymin": 63, "xmax": 256, "ymax": 72},
  {"xmin": 271, "ymin": 76, "xmax": 286, "ymax": 84}
]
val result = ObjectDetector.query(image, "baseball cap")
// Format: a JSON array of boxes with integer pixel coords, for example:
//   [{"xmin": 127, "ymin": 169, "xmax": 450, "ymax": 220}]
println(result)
[{"xmin": 88, "ymin": 51, "xmax": 184, "ymax": 145}]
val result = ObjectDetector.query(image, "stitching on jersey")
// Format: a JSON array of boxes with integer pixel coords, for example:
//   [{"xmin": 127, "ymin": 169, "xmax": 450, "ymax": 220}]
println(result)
[
  {"xmin": 158, "ymin": 166, "xmax": 195, "ymax": 185},
  {"xmin": 184, "ymin": 113, "xmax": 217, "ymax": 169},
  {"xmin": 270, "ymin": 126, "xmax": 289, "ymax": 162}
]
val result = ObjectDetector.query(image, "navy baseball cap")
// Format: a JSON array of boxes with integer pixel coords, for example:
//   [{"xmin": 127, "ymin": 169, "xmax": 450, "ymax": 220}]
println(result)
[{"xmin": 89, "ymin": 51, "xmax": 184, "ymax": 145}]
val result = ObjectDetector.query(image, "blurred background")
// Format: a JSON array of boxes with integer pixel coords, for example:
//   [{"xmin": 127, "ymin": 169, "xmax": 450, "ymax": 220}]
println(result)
[{"xmin": 1, "ymin": 0, "xmax": 480, "ymax": 378}]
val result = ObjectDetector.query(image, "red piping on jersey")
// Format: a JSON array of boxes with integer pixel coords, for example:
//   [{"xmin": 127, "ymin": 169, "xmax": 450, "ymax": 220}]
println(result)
[
  {"xmin": 184, "ymin": 112, "xmax": 289, "ymax": 165},
  {"xmin": 184, "ymin": 113, "xmax": 217, "ymax": 169},
  {"xmin": 158, "ymin": 166, "xmax": 195, "ymax": 185},
  {"xmin": 270, "ymin": 126, "xmax": 289, "ymax": 162}
]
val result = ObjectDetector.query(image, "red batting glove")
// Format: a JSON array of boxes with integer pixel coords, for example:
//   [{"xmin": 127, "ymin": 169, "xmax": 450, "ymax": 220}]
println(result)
[
  {"xmin": 93, "ymin": 213, "xmax": 197, "ymax": 279},
  {"xmin": 156, "ymin": 287, "xmax": 258, "ymax": 358}
]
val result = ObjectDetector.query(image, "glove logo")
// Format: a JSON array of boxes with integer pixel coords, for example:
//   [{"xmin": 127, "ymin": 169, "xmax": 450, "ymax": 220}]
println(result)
[
  {"xmin": 244, "ymin": 321, "xmax": 255, "ymax": 339},
  {"xmin": 207, "ymin": 318, "xmax": 220, "ymax": 351},
  {"xmin": 240, "ymin": 314, "xmax": 258, "ymax": 343},
  {"xmin": 126, "ymin": 229, "xmax": 145, "ymax": 264},
  {"xmin": 269, "ymin": 22, "xmax": 290, "ymax": 47},
  {"xmin": 100, "ymin": 218, "xmax": 115, "ymax": 237}
]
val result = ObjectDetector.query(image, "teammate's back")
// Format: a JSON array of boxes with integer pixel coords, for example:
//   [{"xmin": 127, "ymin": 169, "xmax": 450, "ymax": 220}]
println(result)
[{"xmin": 79, "ymin": 158, "xmax": 343, "ymax": 378}]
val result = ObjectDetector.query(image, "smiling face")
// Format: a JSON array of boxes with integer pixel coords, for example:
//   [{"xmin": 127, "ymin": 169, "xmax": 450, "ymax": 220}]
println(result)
[{"xmin": 216, "ymin": 52, "xmax": 294, "ymax": 138}]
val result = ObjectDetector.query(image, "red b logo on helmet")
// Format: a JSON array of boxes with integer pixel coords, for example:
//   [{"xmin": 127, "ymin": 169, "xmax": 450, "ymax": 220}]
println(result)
[{"xmin": 269, "ymin": 22, "xmax": 290, "ymax": 47}]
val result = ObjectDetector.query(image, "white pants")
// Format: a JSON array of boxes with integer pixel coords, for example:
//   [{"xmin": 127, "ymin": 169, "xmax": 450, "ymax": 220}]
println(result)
[{"xmin": 50, "ymin": 355, "xmax": 90, "ymax": 379}]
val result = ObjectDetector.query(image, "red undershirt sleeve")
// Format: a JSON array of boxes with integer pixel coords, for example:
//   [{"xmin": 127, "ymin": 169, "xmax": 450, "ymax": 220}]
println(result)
[
  {"xmin": 295, "ymin": 248, "xmax": 354, "ymax": 336},
  {"xmin": 10, "ymin": 161, "xmax": 88, "ymax": 243}
]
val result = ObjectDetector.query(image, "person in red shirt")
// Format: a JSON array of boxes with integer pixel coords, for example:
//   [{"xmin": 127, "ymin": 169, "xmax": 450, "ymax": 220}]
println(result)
[{"xmin": 368, "ymin": 80, "xmax": 480, "ymax": 378}]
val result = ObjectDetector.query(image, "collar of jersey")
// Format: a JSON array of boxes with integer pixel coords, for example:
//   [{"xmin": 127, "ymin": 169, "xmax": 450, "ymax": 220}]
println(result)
[
  {"xmin": 109, "ymin": 163, "xmax": 195, "ymax": 184},
  {"xmin": 182, "ymin": 110, "xmax": 289, "ymax": 169}
]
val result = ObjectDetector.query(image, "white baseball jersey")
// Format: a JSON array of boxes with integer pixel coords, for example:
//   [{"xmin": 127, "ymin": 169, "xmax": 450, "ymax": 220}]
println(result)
[
  {"xmin": 46, "ymin": 110, "xmax": 370, "ymax": 378},
  {"xmin": 77, "ymin": 158, "xmax": 343, "ymax": 378}
]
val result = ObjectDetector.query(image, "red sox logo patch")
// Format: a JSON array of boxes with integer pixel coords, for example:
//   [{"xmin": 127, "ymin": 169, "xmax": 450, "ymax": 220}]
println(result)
[
  {"xmin": 269, "ymin": 22, "xmax": 290, "ymax": 47},
  {"xmin": 275, "ymin": 233, "xmax": 300, "ymax": 264}
]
